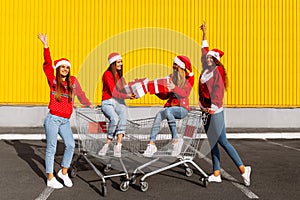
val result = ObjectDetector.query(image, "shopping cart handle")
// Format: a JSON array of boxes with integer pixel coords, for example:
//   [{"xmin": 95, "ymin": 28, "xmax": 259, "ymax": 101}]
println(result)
[{"xmin": 190, "ymin": 107, "xmax": 203, "ymax": 111}]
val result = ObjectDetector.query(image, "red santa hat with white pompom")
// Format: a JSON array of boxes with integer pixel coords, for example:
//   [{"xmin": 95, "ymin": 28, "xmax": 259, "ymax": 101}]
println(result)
[
  {"xmin": 206, "ymin": 49, "xmax": 224, "ymax": 61},
  {"xmin": 53, "ymin": 58, "xmax": 71, "ymax": 69},
  {"xmin": 108, "ymin": 52, "xmax": 122, "ymax": 65},
  {"xmin": 174, "ymin": 55, "xmax": 193, "ymax": 76}
]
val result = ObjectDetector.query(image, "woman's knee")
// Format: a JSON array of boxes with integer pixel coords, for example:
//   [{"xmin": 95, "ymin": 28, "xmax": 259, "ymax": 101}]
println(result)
[
  {"xmin": 46, "ymin": 145, "xmax": 57, "ymax": 155},
  {"xmin": 65, "ymin": 140, "xmax": 75, "ymax": 150},
  {"xmin": 164, "ymin": 108, "xmax": 174, "ymax": 120},
  {"xmin": 109, "ymin": 115, "xmax": 120, "ymax": 125}
]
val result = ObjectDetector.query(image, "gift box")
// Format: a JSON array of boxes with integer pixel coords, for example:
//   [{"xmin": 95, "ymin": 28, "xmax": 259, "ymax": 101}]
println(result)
[
  {"xmin": 183, "ymin": 125, "xmax": 196, "ymax": 138},
  {"xmin": 88, "ymin": 121, "xmax": 107, "ymax": 134},
  {"xmin": 148, "ymin": 77, "xmax": 171, "ymax": 94},
  {"xmin": 124, "ymin": 78, "xmax": 148, "ymax": 98}
]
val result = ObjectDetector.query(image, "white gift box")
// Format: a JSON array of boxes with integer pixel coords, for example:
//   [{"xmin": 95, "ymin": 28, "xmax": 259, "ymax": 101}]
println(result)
[{"xmin": 124, "ymin": 78, "xmax": 148, "ymax": 98}]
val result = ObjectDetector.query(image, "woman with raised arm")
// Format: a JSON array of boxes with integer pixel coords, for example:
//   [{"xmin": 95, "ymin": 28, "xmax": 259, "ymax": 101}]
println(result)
[
  {"xmin": 38, "ymin": 33, "xmax": 93, "ymax": 189},
  {"xmin": 198, "ymin": 22, "xmax": 251, "ymax": 186}
]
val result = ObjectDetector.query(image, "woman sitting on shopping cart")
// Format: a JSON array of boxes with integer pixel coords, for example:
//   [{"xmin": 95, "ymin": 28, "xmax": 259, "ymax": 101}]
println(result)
[
  {"xmin": 98, "ymin": 52, "xmax": 136, "ymax": 157},
  {"xmin": 143, "ymin": 56, "xmax": 194, "ymax": 157}
]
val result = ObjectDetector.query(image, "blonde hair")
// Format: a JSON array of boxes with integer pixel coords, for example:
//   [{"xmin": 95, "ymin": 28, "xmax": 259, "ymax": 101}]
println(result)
[{"xmin": 172, "ymin": 67, "xmax": 186, "ymax": 88}]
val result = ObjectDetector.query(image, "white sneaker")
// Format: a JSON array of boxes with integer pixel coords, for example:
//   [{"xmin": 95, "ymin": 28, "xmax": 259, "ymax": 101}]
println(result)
[
  {"xmin": 98, "ymin": 143, "xmax": 110, "ymax": 156},
  {"xmin": 58, "ymin": 169, "xmax": 73, "ymax": 187},
  {"xmin": 208, "ymin": 174, "xmax": 222, "ymax": 182},
  {"xmin": 47, "ymin": 177, "xmax": 63, "ymax": 189},
  {"xmin": 143, "ymin": 144, "xmax": 157, "ymax": 157},
  {"xmin": 242, "ymin": 166, "xmax": 251, "ymax": 186},
  {"xmin": 171, "ymin": 138, "xmax": 184, "ymax": 156},
  {"xmin": 114, "ymin": 143, "xmax": 122, "ymax": 157}
]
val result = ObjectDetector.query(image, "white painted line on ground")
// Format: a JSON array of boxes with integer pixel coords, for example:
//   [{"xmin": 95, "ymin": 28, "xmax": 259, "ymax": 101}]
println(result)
[
  {"xmin": 263, "ymin": 139, "xmax": 300, "ymax": 152},
  {"xmin": 34, "ymin": 187, "xmax": 55, "ymax": 200},
  {"xmin": 197, "ymin": 152, "xmax": 259, "ymax": 199},
  {"xmin": 1, "ymin": 133, "xmax": 300, "ymax": 140},
  {"xmin": 0, "ymin": 134, "xmax": 79, "ymax": 140},
  {"xmin": 223, "ymin": 133, "xmax": 300, "ymax": 139}
]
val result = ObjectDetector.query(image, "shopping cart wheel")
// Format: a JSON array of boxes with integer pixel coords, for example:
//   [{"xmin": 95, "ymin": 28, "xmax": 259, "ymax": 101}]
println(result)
[
  {"xmin": 102, "ymin": 183, "xmax": 107, "ymax": 196},
  {"xmin": 69, "ymin": 166, "xmax": 77, "ymax": 178},
  {"xmin": 104, "ymin": 164, "xmax": 111, "ymax": 173},
  {"xmin": 185, "ymin": 168, "xmax": 193, "ymax": 177},
  {"xmin": 200, "ymin": 177, "xmax": 208, "ymax": 187},
  {"xmin": 140, "ymin": 181, "xmax": 149, "ymax": 192},
  {"xmin": 130, "ymin": 175, "xmax": 137, "ymax": 185},
  {"xmin": 120, "ymin": 181, "xmax": 130, "ymax": 192}
]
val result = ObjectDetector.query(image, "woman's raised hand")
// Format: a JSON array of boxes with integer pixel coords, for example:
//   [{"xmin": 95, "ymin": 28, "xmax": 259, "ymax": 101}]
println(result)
[
  {"xmin": 37, "ymin": 33, "xmax": 48, "ymax": 48},
  {"xmin": 200, "ymin": 22, "xmax": 206, "ymax": 33}
]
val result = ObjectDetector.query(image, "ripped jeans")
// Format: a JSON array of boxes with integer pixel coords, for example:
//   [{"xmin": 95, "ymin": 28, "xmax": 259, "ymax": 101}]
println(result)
[
  {"xmin": 101, "ymin": 98, "xmax": 128, "ymax": 139},
  {"xmin": 150, "ymin": 106, "xmax": 188, "ymax": 141}
]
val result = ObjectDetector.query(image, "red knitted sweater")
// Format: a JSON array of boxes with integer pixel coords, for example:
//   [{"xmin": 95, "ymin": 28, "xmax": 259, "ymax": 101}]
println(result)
[{"xmin": 43, "ymin": 48, "xmax": 91, "ymax": 119}]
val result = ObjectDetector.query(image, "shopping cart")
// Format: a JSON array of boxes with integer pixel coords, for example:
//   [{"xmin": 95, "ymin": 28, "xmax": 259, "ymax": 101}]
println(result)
[
  {"xmin": 124, "ymin": 108, "xmax": 210, "ymax": 192},
  {"xmin": 70, "ymin": 107, "xmax": 136, "ymax": 196}
]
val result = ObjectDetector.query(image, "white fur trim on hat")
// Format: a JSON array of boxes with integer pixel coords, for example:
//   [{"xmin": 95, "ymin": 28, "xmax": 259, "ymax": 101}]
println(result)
[
  {"xmin": 188, "ymin": 72, "xmax": 194, "ymax": 77},
  {"xmin": 174, "ymin": 56, "xmax": 185, "ymax": 69},
  {"xmin": 206, "ymin": 50, "xmax": 220, "ymax": 61},
  {"xmin": 53, "ymin": 60, "xmax": 71, "ymax": 69},
  {"xmin": 108, "ymin": 55, "xmax": 122, "ymax": 64}
]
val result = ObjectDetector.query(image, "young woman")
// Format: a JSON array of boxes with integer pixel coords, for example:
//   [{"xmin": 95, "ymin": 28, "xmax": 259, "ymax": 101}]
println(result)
[
  {"xmin": 38, "ymin": 33, "xmax": 93, "ymax": 189},
  {"xmin": 143, "ymin": 56, "xmax": 194, "ymax": 157},
  {"xmin": 97, "ymin": 52, "xmax": 135, "ymax": 157},
  {"xmin": 198, "ymin": 22, "xmax": 251, "ymax": 186}
]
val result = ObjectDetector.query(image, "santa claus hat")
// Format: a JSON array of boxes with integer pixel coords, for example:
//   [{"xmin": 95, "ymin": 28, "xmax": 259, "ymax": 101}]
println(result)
[
  {"xmin": 174, "ymin": 55, "xmax": 193, "ymax": 76},
  {"xmin": 53, "ymin": 58, "xmax": 71, "ymax": 69},
  {"xmin": 206, "ymin": 49, "xmax": 224, "ymax": 61},
  {"xmin": 108, "ymin": 52, "xmax": 122, "ymax": 64}
]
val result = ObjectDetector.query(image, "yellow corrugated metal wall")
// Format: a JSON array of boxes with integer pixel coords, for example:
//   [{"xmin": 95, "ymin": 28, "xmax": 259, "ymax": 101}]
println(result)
[{"xmin": 0, "ymin": 0, "xmax": 299, "ymax": 107}]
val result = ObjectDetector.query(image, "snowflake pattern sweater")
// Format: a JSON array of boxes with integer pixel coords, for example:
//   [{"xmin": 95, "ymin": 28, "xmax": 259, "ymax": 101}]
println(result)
[{"xmin": 43, "ymin": 48, "xmax": 91, "ymax": 119}]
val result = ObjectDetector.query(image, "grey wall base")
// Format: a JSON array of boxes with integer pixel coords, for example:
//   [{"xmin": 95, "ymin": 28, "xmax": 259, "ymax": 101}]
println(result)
[{"xmin": 1, "ymin": 106, "xmax": 300, "ymax": 128}]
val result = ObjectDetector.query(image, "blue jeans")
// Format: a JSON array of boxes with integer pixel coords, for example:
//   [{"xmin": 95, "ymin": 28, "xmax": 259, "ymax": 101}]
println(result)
[
  {"xmin": 44, "ymin": 113, "xmax": 75, "ymax": 174},
  {"xmin": 204, "ymin": 111, "xmax": 243, "ymax": 171},
  {"xmin": 150, "ymin": 106, "xmax": 188, "ymax": 141},
  {"xmin": 101, "ymin": 98, "xmax": 128, "ymax": 139}
]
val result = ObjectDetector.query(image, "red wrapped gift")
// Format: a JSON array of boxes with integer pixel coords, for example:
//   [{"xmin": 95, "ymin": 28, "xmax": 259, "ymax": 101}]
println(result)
[
  {"xmin": 183, "ymin": 125, "xmax": 196, "ymax": 138},
  {"xmin": 124, "ymin": 78, "xmax": 148, "ymax": 98},
  {"xmin": 148, "ymin": 77, "xmax": 170, "ymax": 94},
  {"xmin": 88, "ymin": 121, "xmax": 107, "ymax": 134}
]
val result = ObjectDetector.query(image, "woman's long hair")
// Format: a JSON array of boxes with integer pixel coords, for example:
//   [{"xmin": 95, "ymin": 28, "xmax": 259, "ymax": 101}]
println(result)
[
  {"xmin": 55, "ymin": 67, "xmax": 73, "ymax": 102},
  {"xmin": 201, "ymin": 55, "xmax": 228, "ymax": 90},
  {"xmin": 172, "ymin": 67, "xmax": 186, "ymax": 88},
  {"xmin": 107, "ymin": 62, "xmax": 125, "ymax": 90}
]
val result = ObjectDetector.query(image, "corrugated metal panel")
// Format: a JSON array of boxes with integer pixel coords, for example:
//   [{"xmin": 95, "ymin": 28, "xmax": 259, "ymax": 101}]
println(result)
[{"xmin": 0, "ymin": 0, "xmax": 299, "ymax": 107}]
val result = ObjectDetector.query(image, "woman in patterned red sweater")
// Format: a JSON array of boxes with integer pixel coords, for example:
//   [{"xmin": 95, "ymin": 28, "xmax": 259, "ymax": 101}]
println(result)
[
  {"xmin": 198, "ymin": 22, "xmax": 251, "ymax": 186},
  {"xmin": 38, "ymin": 33, "xmax": 93, "ymax": 189}
]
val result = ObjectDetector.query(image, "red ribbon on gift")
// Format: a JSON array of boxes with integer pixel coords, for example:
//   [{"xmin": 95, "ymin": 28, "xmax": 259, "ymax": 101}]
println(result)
[{"xmin": 148, "ymin": 77, "xmax": 170, "ymax": 94}]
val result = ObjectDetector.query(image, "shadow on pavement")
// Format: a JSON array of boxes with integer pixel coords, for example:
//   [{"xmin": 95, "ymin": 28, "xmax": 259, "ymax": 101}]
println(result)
[{"xmin": 4, "ymin": 140, "xmax": 47, "ymax": 182}]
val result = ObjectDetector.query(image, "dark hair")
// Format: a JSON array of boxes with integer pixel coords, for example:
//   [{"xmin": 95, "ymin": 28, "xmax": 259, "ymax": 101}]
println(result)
[
  {"xmin": 201, "ymin": 55, "xmax": 228, "ymax": 90},
  {"xmin": 107, "ymin": 61, "xmax": 125, "ymax": 90},
  {"xmin": 55, "ymin": 67, "xmax": 73, "ymax": 102}
]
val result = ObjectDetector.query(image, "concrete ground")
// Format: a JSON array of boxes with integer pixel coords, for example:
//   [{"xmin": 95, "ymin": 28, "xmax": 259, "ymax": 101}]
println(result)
[{"xmin": 0, "ymin": 128, "xmax": 299, "ymax": 200}]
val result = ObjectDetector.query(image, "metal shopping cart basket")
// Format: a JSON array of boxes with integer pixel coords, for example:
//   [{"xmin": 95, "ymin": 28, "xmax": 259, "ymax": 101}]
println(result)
[
  {"xmin": 70, "ymin": 107, "xmax": 136, "ymax": 196},
  {"xmin": 123, "ymin": 108, "xmax": 210, "ymax": 192}
]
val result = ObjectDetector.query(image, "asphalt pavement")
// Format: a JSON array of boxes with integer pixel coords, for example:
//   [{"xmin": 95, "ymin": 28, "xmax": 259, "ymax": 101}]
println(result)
[{"xmin": 0, "ymin": 129, "xmax": 300, "ymax": 200}]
